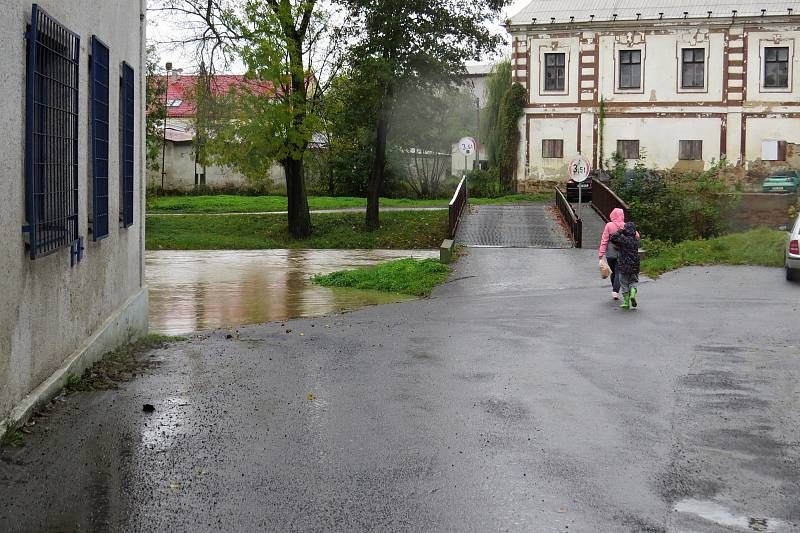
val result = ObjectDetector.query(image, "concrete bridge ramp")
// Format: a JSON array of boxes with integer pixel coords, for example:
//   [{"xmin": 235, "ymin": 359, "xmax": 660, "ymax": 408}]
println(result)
[{"xmin": 455, "ymin": 203, "xmax": 571, "ymax": 248}]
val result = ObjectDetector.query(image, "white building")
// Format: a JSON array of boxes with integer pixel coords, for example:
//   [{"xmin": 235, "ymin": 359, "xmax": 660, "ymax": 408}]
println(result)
[
  {"xmin": 507, "ymin": 1, "xmax": 800, "ymax": 185},
  {"xmin": 0, "ymin": 1, "xmax": 148, "ymax": 436},
  {"xmin": 150, "ymin": 74, "xmax": 285, "ymax": 192}
]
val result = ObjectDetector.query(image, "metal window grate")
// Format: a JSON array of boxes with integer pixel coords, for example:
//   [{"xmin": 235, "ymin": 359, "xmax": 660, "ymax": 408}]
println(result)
[
  {"xmin": 91, "ymin": 36, "xmax": 110, "ymax": 240},
  {"xmin": 120, "ymin": 62, "xmax": 135, "ymax": 228},
  {"xmin": 24, "ymin": 4, "xmax": 81, "ymax": 259}
]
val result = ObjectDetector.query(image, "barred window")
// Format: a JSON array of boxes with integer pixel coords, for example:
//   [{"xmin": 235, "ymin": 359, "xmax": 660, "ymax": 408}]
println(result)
[
  {"xmin": 90, "ymin": 36, "xmax": 110, "ymax": 241},
  {"xmin": 619, "ymin": 50, "xmax": 641, "ymax": 89},
  {"xmin": 120, "ymin": 62, "xmax": 135, "ymax": 228},
  {"xmin": 617, "ymin": 140, "xmax": 640, "ymax": 160},
  {"xmin": 679, "ymin": 140, "xmax": 703, "ymax": 161},
  {"xmin": 24, "ymin": 5, "xmax": 81, "ymax": 260},
  {"xmin": 681, "ymin": 48, "xmax": 705, "ymax": 89},
  {"xmin": 544, "ymin": 53, "xmax": 565, "ymax": 92},
  {"xmin": 542, "ymin": 139, "xmax": 564, "ymax": 159}
]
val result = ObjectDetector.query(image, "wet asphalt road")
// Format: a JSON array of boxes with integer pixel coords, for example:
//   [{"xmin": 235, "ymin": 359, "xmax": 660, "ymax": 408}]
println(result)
[{"xmin": 1, "ymin": 248, "xmax": 800, "ymax": 532}]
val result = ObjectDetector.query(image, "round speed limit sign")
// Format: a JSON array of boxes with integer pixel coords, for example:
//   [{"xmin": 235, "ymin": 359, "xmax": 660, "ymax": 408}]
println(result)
[{"xmin": 569, "ymin": 155, "xmax": 591, "ymax": 183}]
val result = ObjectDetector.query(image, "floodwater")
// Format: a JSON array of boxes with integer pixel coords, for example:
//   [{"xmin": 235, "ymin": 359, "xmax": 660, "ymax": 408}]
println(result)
[{"xmin": 146, "ymin": 249, "xmax": 438, "ymax": 335}]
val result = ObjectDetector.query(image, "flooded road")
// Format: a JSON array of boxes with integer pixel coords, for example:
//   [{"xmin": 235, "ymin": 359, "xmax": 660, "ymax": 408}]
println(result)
[{"xmin": 146, "ymin": 249, "xmax": 437, "ymax": 335}]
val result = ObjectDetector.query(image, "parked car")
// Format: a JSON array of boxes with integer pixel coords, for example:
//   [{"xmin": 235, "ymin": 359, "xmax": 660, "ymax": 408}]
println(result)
[
  {"xmin": 762, "ymin": 170, "xmax": 800, "ymax": 194},
  {"xmin": 786, "ymin": 214, "xmax": 800, "ymax": 282},
  {"xmin": 566, "ymin": 175, "xmax": 592, "ymax": 202}
]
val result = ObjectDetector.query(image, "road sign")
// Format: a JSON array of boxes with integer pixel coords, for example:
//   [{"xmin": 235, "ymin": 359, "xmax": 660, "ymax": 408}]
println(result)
[
  {"xmin": 569, "ymin": 155, "xmax": 591, "ymax": 183},
  {"xmin": 458, "ymin": 137, "xmax": 476, "ymax": 156}
]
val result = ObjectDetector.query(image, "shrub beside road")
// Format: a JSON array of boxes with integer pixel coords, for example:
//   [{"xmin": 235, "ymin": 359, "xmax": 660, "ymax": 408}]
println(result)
[
  {"xmin": 313, "ymin": 258, "xmax": 450, "ymax": 296},
  {"xmin": 641, "ymin": 227, "xmax": 786, "ymax": 278}
]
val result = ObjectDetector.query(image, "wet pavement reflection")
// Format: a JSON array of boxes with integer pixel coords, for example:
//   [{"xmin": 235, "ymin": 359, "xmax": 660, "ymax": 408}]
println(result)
[{"xmin": 146, "ymin": 249, "xmax": 437, "ymax": 335}]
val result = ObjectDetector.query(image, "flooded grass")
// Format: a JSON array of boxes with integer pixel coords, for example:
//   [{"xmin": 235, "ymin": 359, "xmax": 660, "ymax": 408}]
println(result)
[
  {"xmin": 146, "ymin": 211, "xmax": 448, "ymax": 250},
  {"xmin": 146, "ymin": 193, "xmax": 553, "ymax": 214},
  {"xmin": 312, "ymin": 258, "xmax": 450, "ymax": 297},
  {"xmin": 641, "ymin": 228, "xmax": 786, "ymax": 278},
  {"xmin": 146, "ymin": 249, "xmax": 438, "ymax": 335},
  {"xmin": 65, "ymin": 335, "xmax": 186, "ymax": 392}
]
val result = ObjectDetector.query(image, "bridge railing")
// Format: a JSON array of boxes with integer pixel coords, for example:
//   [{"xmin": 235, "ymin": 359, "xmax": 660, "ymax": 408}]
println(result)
[
  {"xmin": 555, "ymin": 187, "xmax": 582, "ymax": 248},
  {"xmin": 591, "ymin": 179, "xmax": 629, "ymax": 222},
  {"xmin": 448, "ymin": 176, "xmax": 467, "ymax": 239}
]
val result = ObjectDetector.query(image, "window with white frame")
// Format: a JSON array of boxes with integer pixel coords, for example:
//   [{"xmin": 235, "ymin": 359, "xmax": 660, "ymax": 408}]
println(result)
[
  {"xmin": 681, "ymin": 48, "xmax": 705, "ymax": 89},
  {"xmin": 544, "ymin": 53, "xmax": 566, "ymax": 92},
  {"xmin": 619, "ymin": 50, "xmax": 641, "ymax": 90},
  {"xmin": 764, "ymin": 47, "xmax": 789, "ymax": 88}
]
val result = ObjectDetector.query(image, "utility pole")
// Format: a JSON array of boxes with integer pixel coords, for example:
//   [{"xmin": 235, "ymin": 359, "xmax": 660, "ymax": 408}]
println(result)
[{"xmin": 160, "ymin": 62, "xmax": 172, "ymax": 191}]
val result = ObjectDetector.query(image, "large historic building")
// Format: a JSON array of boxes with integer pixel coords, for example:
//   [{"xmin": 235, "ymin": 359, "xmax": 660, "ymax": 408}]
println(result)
[
  {"xmin": 0, "ymin": 1, "xmax": 148, "ymax": 437},
  {"xmin": 506, "ymin": 1, "xmax": 800, "ymax": 184}
]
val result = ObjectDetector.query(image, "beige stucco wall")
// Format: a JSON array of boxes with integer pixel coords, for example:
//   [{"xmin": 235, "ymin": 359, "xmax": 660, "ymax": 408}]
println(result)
[
  {"xmin": 0, "ymin": 0, "xmax": 147, "ymax": 422},
  {"xmin": 602, "ymin": 117, "xmax": 723, "ymax": 170},
  {"xmin": 510, "ymin": 17, "xmax": 800, "ymax": 182}
]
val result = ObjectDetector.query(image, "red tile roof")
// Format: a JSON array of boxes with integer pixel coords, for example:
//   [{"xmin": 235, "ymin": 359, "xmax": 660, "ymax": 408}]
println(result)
[{"xmin": 162, "ymin": 75, "xmax": 275, "ymax": 118}]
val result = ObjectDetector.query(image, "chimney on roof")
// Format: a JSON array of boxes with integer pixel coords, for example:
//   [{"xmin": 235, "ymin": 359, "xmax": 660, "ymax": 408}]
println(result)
[
  {"xmin": 590, "ymin": 14, "xmax": 595, "ymax": 22},
  {"xmin": 550, "ymin": 17, "xmax": 555, "ymax": 24},
  {"xmin": 732, "ymin": 9, "xmax": 737, "ymax": 20},
  {"xmin": 659, "ymin": 12, "xmax": 663, "ymax": 20},
  {"xmin": 761, "ymin": 9, "xmax": 766, "ymax": 17},
  {"xmin": 636, "ymin": 13, "xmax": 641, "ymax": 20},
  {"xmin": 683, "ymin": 11, "xmax": 688, "ymax": 19},
  {"xmin": 570, "ymin": 16, "xmax": 575, "ymax": 23},
  {"xmin": 707, "ymin": 11, "xmax": 712, "ymax": 18}
]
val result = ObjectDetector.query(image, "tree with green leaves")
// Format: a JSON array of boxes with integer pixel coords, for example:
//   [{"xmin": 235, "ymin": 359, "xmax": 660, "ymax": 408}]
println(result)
[
  {"xmin": 154, "ymin": 0, "xmax": 343, "ymax": 237},
  {"xmin": 341, "ymin": 0, "xmax": 510, "ymax": 230},
  {"xmin": 482, "ymin": 59, "xmax": 511, "ymax": 169},
  {"xmin": 496, "ymin": 82, "xmax": 526, "ymax": 193},
  {"xmin": 145, "ymin": 45, "xmax": 166, "ymax": 173}
]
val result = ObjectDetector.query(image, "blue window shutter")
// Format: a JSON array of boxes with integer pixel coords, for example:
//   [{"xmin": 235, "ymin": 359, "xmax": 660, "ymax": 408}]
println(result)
[
  {"xmin": 24, "ymin": 4, "xmax": 81, "ymax": 259},
  {"xmin": 91, "ymin": 36, "xmax": 110, "ymax": 241},
  {"xmin": 121, "ymin": 62, "xmax": 135, "ymax": 228}
]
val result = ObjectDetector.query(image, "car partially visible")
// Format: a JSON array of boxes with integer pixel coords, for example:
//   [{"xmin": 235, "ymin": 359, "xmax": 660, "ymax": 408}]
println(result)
[
  {"xmin": 786, "ymin": 214, "xmax": 800, "ymax": 282},
  {"xmin": 762, "ymin": 170, "xmax": 800, "ymax": 194},
  {"xmin": 566, "ymin": 175, "xmax": 592, "ymax": 203}
]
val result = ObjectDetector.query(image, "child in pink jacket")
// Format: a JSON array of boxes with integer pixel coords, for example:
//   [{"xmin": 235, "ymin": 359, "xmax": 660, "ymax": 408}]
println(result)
[{"xmin": 598, "ymin": 208, "xmax": 627, "ymax": 300}]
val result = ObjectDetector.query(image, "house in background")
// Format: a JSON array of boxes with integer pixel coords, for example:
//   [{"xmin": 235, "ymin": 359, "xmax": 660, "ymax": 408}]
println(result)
[
  {"xmin": 507, "ymin": 1, "xmax": 800, "ymax": 187},
  {"xmin": 1, "ymin": 1, "xmax": 147, "ymax": 438},
  {"xmin": 150, "ymin": 74, "xmax": 285, "ymax": 191}
]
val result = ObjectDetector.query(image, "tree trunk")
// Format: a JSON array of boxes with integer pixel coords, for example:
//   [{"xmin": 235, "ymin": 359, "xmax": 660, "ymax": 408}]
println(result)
[
  {"xmin": 366, "ymin": 83, "xmax": 393, "ymax": 231},
  {"xmin": 284, "ymin": 157, "xmax": 312, "ymax": 238}
]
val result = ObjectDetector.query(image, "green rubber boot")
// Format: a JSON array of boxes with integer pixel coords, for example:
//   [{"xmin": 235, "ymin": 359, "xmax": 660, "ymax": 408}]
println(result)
[
  {"xmin": 630, "ymin": 287, "xmax": 638, "ymax": 308},
  {"xmin": 620, "ymin": 293, "xmax": 631, "ymax": 310}
]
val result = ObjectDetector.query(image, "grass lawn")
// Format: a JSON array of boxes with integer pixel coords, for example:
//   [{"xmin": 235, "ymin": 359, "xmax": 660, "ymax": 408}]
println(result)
[
  {"xmin": 312, "ymin": 258, "xmax": 450, "ymax": 297},
  {"xmin": 146, "ymin": 211, "xmax": 448, "ymax": 250},
  {"xmin": 641, "ymin": 228, "xmax": 786, "ymax": 278},
  {"xmin": 146, "ymin": 193, "xmax": 553, "ymax": 214}
]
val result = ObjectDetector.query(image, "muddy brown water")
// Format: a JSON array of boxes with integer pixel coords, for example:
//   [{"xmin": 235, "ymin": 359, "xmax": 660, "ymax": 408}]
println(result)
[{"xmin": 146, "ymin": 249, "xmax": 438, "ymax": 335}]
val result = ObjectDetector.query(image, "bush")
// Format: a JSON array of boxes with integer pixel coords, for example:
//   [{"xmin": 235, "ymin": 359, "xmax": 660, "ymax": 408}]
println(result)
[
  {"xmin": 611, "ymin": 159, "xmax": 739, "ymax": 242},
  {"xmin": 467, "ymin": 168, "xmax": 502, "ymax": 198}
]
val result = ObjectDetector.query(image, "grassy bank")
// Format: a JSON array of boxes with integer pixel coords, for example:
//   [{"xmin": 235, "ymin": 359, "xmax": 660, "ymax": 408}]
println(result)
[
  {"xmin": 146, "ymin": 211, "xmax": 448, "ymax": 250},
  {"xmin": 313, "ymin": 258, "xmax": 450, "ymax": 296},
  {"xmin": 146, "ymin": 193, "xmax": 553, "ymax": 214},
  {"xmin": 641, "ymin": 228, "xmax": 786, "ymax": 278}
]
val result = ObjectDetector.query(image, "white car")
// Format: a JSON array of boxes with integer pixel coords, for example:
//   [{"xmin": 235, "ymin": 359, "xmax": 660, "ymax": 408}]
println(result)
[{"xmin": 787, "ymin": 215, "xmax": 800, "ymax": 281}]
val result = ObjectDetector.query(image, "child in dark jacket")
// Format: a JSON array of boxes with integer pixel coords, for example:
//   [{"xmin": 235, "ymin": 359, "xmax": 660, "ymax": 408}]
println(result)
[{"xmin": 609, "ymin": 221, "xmax": 640, "ymax": 310}]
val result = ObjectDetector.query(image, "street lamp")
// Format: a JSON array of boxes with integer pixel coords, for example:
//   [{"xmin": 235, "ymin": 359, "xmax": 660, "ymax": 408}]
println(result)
[
  {"xmin": 475, "ymin": 96, "xmax": 481, "ymax": 171},
  {"xmin": 160, "ymin": 62, "xmax": 182, "ymax": 190}
]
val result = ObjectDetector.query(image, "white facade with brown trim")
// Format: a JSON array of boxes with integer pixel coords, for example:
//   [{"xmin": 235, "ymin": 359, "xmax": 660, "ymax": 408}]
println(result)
[{"xmin": 507, "ymin": 1, "xmax": 800, "ymax": 185}]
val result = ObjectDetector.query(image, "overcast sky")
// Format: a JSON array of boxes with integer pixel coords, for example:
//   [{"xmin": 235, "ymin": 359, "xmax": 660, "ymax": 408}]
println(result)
[{"xmin": 148, "ymin": 0, "xmax": 532, "ymax": 73}]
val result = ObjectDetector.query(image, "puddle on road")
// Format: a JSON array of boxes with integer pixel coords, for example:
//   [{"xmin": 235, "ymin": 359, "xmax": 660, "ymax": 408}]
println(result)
[
  {"xmin": 674, "ymin": 499, "xmax": 780, "ymax": 531},
  {"xmin": 146, "ymin": 249, "xmax": 437, "ymax": 335}
]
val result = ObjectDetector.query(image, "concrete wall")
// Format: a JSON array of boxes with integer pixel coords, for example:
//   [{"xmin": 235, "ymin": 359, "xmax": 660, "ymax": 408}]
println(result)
[
  {"xmin": 147, "ymin": 117, "xmax": 285, "ymax": 191},
  {"xmin": 508, "ymin": 16, "xmax": 800, "ymax": 183},
  {"xmin": 146, "ymin": 141, "xmax": 286, "ymax": 191},
  {"xmin": 0, "ymin": 0, "xmax": 147, "ymax": 426}
]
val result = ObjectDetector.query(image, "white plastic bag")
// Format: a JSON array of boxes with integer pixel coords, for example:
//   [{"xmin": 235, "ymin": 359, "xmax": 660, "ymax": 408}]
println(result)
[{"xmin": 599, "ymin": 257, "xmax": 610, "ymax": 279}]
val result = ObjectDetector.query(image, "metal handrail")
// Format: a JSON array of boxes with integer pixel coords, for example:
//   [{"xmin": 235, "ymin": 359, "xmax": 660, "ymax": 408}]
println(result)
[
  {"xmin": 591, "ymin": 179, "xmax": 629, "ymax": 222},
  {"xmin": 555, "ymin": 187, "xmax": 582, "ymax": 248},
  {"xmin": 448, "ymin": 176, "xmax": 468, "ymax": 239}
]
